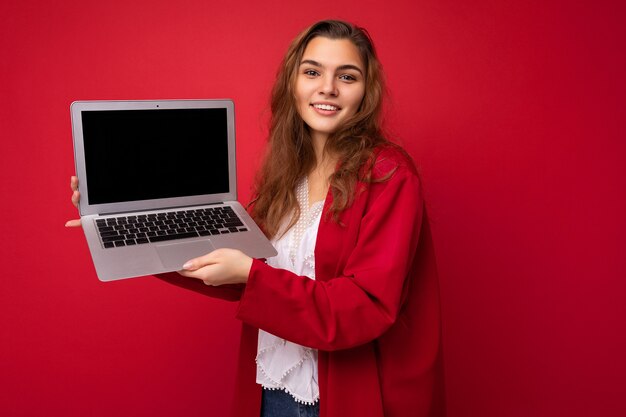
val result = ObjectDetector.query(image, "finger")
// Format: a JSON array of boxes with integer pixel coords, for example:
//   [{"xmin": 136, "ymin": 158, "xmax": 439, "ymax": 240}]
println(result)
[
  {"xmin": 182, "ymin": 251, "xmax": 218, "ymax": 271},
  {"xmin": 72, "ymin": 190, "xmax": 80, "ymax": 208},
  {"xmin": 177, "ymin": 269, "xmax": 198, "ymax": 278},
  {"xmin": 178, "ymin": 264, "xmax": 222, "ymax": 285},
  {"xmin": 71, "ymin": 176, "xmax": 78, "ymax": 192},
  {"xmin": 65, "ymin": 219, "xmax": 82, "ymax": 227},
  {"xmin": 177, "ymin": 268, "xmax": 209, "ymax": 280}
]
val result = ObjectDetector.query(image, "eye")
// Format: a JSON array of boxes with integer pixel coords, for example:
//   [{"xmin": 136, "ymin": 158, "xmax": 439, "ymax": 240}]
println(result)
[
  {"xmin": 303, "ymin": 69, "xmax": 320, "ymax": 77},
  {"xmin": 339, "ymin": 74, "xmax": 358, "ymax": 82}
]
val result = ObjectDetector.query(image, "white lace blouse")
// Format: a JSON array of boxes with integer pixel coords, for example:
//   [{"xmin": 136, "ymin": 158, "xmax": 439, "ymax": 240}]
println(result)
[{"xmin": 255, "ymin": 178, "xmax": 324, "ymax": 405}]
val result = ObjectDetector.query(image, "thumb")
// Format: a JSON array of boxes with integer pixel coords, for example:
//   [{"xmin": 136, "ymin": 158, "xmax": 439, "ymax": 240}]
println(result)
[
  {"xmin": 65, "ymin": 219, "xmax": 82, "ymax": 227},
  {"xmin": 182, "ymin": 252, "xmax": 217, "ymax": 271}
]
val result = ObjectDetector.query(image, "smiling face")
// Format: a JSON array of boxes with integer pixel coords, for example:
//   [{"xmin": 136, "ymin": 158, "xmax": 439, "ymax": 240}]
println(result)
[{"xmin": 295, "ymin": 36, "xmax": 366, "ymax": 143}]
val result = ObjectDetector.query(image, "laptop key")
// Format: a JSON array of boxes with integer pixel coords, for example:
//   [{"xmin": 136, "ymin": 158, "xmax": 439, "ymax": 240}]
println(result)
[
  {"xmin": 102, "ymin": 235, "xmax": 125, "ymax": 242},
  {"xmin": 148, "ymin": 231, "xmax": 199, "ymax": 243},
  {"xmin": 224, "ymin": 220, "xmax": 243, "ymax": 227},
  {"xmin": 104, "ymin": 242, "xmax": 115, "ymax": 248}
]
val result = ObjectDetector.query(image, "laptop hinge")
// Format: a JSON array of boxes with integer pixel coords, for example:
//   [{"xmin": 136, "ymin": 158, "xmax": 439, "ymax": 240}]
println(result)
[{"xmin": 96, "ymin": 202, "xmax": 223, "ymax": 217}]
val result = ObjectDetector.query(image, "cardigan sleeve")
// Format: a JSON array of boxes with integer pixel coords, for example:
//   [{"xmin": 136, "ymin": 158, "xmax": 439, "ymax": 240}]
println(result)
[{"xmin": 235, "ymin": 166, "xmax": 423, "ymax": 351}]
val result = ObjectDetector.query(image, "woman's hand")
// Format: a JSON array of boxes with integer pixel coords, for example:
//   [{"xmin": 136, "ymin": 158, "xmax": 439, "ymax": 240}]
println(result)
[
  {"xmin": 65, "ymin": 176, "xmax": 82, "ymax": 227},
  {"xmin": 178, "ymin": 248, "xmax": 253, "ymax": 286}
]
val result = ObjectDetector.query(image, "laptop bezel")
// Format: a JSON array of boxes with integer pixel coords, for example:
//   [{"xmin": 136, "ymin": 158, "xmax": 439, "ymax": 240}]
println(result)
[{"xmin": 71, "ymin": 99, "xmax": 237, "ymax": 216}]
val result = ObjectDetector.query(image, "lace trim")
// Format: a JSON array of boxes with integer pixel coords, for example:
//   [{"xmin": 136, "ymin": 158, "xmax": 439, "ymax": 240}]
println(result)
[
  {"xmin": 289, "ymin": 177, "xmax": 325, "ymax": 267},
  {"xmin": 261, "ymin": 386, "xmax": 320, "ymax": 405},
  {"xmin": 303, "ymin": 253, "xmax": 316, "ymax": 278},
  {"xmin": 256, "ymin": 344, "xmax": 307, "ymax": 382},
  {"xmin": 256, "ymin": 346, "xmax": 319, "ymax": 405}
]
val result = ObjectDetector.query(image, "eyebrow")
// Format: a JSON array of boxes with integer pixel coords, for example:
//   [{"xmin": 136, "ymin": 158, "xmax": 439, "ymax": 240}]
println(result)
[{"xmin": 300, "ymin": 59, "xmax": 364, "ymax": 76}]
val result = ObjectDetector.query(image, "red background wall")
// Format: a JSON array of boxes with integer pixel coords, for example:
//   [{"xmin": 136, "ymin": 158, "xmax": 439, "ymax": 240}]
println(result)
[{"xmin": 1, "ymin": 1, "xmax": 624, "ymax": 416}]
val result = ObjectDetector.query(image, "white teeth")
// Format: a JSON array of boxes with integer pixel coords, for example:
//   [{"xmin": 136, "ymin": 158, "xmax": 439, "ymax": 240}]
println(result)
[{"xmin": 313, "ymin": 104, "xmax": 339, "ymax": 111}]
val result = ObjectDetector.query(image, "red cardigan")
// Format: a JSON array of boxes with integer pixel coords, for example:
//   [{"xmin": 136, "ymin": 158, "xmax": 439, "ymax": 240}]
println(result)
[{"xmin": 157, "ymin": 147, "xmax": 446, "ymax": 417}]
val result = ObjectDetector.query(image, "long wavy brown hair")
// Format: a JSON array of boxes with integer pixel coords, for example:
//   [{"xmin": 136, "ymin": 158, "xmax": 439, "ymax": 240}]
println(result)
[{"xmin": 250, "ymin": 20, "xmax": 392, "ymax": 238}]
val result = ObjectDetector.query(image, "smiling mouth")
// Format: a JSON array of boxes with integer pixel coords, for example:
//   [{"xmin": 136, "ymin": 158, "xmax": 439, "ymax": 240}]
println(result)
[{"xmin": 311, "ymin": 103, "xmax": 341, "ymax": 111}]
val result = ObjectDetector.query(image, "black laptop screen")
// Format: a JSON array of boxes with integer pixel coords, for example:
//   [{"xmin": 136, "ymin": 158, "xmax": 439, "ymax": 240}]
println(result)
[{"xmin": 81, "ymin": 108, "xmax": 230, "ymax": 205}]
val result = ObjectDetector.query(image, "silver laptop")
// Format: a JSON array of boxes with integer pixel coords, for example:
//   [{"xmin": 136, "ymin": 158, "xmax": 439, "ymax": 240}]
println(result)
[{"xmin": 71, "ymin": 99, "xmax": 277, "ymax": 282}]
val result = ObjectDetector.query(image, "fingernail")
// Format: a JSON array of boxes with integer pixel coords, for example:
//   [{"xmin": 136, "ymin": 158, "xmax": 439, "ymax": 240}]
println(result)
[{"xmin": 182, "ymin": 261, "xmax": 193, "ymax": 270}]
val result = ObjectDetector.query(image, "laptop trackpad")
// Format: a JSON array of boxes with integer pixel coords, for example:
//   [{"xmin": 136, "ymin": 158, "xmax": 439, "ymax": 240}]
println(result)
[{"xmin": 155, "ymin": 239, "xmax": 216, "ymax": 270}]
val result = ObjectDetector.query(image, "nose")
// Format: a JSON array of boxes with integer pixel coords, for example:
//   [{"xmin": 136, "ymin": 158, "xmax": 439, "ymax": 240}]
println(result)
[{"xmin": 318, "ymin": 75, "xmax": 338, "ymax": 96}]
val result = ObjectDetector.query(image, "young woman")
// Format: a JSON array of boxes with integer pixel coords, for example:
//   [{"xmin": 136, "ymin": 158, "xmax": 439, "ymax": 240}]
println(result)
[{"xmin": 68, "ymin": 20, "xmax": 445, "ymax": 417}]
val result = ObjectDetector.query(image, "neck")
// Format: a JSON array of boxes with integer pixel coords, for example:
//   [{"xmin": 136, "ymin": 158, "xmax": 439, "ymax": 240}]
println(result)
[
  {"xmin": 311, "ymin": 131, "xmax": 328, "ymax": 165},
  {"xmin": 309, "ymin": 132, "xmax": 337, "ymax": 185}
]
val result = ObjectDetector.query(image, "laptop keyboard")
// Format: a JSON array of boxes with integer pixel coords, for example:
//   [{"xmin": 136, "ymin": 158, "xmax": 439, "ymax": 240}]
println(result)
[{"xmin": 95, "ymin": 206, "xmax": 248, "ymax": 249}]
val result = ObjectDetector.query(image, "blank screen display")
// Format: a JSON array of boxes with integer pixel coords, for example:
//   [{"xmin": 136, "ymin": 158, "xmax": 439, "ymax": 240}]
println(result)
[{"xmin": 82, "ymin": 108, "xmax": 230, "ymax": 205}]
